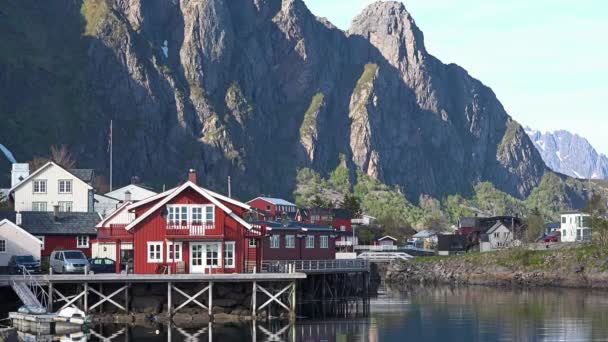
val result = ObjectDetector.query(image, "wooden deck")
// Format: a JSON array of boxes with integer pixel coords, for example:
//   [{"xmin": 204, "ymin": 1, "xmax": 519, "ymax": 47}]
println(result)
[{"xmin": 0, "ymin": 272, "xmax": 306, "ymax": 285}]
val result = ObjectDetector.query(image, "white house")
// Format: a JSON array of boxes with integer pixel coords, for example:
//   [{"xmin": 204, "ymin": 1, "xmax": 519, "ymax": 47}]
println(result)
[
  {"xmin": 352, "ymin": 214, "xmax": 376, "ymax": 226},
  {"xmin": 94, "ymin": 194, "xmax": 121, "ymax": 218},
  {"xmin": 480, "ymin": 221, "xmax": 520, "ymax": 252},
  {"xmin": 560, "ymin": 212, "xmax": 591, "ymax": 242},
  {"xmin": 376, "ymin": 235, "xmax": 398, "ymax": 247},
  {"xmin": 9, "ymin": 162, "xmax": 95, "ymax": 213},
  {"xmin": 105, "ymin": 184, "xmax": 157, "ymax": 202},
  {"xmin": 411, "ymin": 230, "xmax": 438, "ymax": 249},
  {"xmin": 0, "ymin": 218, "xmax": 42, "ymax": 267}
]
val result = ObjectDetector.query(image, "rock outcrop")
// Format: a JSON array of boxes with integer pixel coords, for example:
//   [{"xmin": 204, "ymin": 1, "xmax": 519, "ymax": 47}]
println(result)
[{"xmin": 1, "ymin": 0, "xmax": 550, "ymax": 202}]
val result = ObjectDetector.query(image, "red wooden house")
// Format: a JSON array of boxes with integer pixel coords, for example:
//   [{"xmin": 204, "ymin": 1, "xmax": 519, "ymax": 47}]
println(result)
[
  {"xmin": 247, "ymin": 197, "xmax": 297, "ymax": 220},
  {"xmin": 295, "ymin": 208, "xmax": 353, "ymax": 247},
  {"xmin": 124, "ymin": 171, "xmax": 262, "ymax": 274}
]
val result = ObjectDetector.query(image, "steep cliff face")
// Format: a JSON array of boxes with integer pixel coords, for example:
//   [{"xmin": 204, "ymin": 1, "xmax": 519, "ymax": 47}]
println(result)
[{"xmin": 0, "ymin": 0, "xmax": 548, "ymax": 202}]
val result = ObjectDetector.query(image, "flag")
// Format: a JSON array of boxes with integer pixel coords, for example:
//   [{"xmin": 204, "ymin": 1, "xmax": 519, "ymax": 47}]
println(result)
[{"xmin": 107, "ymin": 120, "xmax": 112, "ymax": 153}]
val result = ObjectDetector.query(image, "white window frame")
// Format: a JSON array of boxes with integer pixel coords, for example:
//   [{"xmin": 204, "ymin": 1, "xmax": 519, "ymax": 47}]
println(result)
[
  {"xmin": 285, "ymin": 235, "xmax": 295, "ymax": 249},
  {"xmin": 320, "ymin": 235, "xmax": 329, "ymax": 249},
  {"xmin": 58, "ymin": 179, "xmax": 73, "ymax": 194},
  {"xmin": 32, "ymin": 202, "xmax": 47, "ymax": 212},
  {"xmin": 58, "ymin": 201, "xmax": 73, "ymax": 212},
  {"xmin": 204, "ymin": 205, "xmax": 214, "ymax": 223},
  {"xmin": 270, "ymin": 235, "xmax": 280, "ymax": 249},
  {"xmin": 33, "ymin": 180, "xmax": 47, "ymax": 194},
  {"xmin": 224, "ymin": 242, "xmax": 235, "ymax": 268},
  {"xmin": 147, "ymin": 241, "xmax": 163, "ymax": 263},
  {"xmin": 167, "ymin": 242, "xmax": 182, "ymax": 262},
  {"xmin": 305, "ymin": 235, "xmax": 315, "ymax": 249},
  {"xmin": 248, "ymin": 238, "xmax": 257, "ymax": 248},
  {"xmin": 36, "ymin": 236, "xmax": 45, "ymax": 250},
  {"xmin": 0, "ymin": 240, "xmax": 6, "ymax": 253},
  {"xmin": 167, "ymin": 204, "xmax": 215, "ymax": 225},
  {"xmin": 76, "ymin": 235, "xmax": 89, "ymax": 248},
  {"xmin": 206, "ymin": 243, "xmax": 220, "ymax": 268}
]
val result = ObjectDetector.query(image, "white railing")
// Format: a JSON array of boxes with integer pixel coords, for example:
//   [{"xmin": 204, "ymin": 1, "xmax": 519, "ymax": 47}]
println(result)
[
  {"xmin": 335, "ymin": 241, "xmax": 353, "ymax": 246},
  {"xmin": 354, "ymin": 245, "xmax": 398, "ymax": 251},
  {"xmin": 13, "ymin": 265, "xmax": 48, "ymax": 312},
  {"xmin": 357, "ymin": 252, "xmax": 413, "ymax": 262},
  {"xmin": 166, "ymin": 222, "xmax": 214, "ymax": 236},
  {"xmin": 261, "ymin": 259, "xmax": 369, "ymax": 273}
]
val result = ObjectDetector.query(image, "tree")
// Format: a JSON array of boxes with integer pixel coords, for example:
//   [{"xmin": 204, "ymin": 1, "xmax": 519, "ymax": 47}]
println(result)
[
  {"xmin": 585, "ymin": 194, "xmax": 608, "ymax": 247},
  {"xmin": 340, "ymin": 193, "xmax": 362, "ymax": 218},
  {"xmin": 310, "ymin": 195, "xmax": 332, "ymax": 209},
  {"xmin": 29, "ymin": 145, "xmax": 76, "ymax": 171},
  {"xmin": 524, "ymin": 208, "xmax": 545, "ymax": 242}
]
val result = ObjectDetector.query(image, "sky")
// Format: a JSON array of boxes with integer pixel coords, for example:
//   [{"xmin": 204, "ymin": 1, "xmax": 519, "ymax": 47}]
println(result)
[{"xmin": 304, "ymin": 0, "xmax": 608, "ymax": 154}]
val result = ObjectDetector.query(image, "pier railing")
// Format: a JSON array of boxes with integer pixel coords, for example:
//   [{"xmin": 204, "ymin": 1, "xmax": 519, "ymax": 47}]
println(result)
[
  {"xmin": 261, "ymin": 259, "xmax": 369, "ymax": 273},
  {"xmin": 353, "ymin": 245, "xmax": 398, "ymax": 251}
]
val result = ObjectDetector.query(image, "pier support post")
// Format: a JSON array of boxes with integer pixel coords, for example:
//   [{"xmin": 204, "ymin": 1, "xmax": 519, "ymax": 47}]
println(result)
[
  {"xmin": 252, "ymin": 281, "xmax": 257, "ymax": 320},
  {"xmin": 47, "ymin": 281, "xmax": 53, "ymax": 312},
  {"xmin": 125, "ymin": 284, "xmax": 130, "ymax": 313},
  {"xmin": 208, "ymin": 281, "xmax": 213, "ymax": 319},
  {"xmin": 84, "ymin": 283, "xmax": 89, "ymax": 312},
  {"xmin": 289, "ymin": 281, "xmax": 296, "ymax": 322},
  {"xmin": 168, "ymin": 282, "xmax": 172, "ymax": 316},
  {"xmin": 98, "ymin": 283, "xmax": 103, "ymax": 313}
]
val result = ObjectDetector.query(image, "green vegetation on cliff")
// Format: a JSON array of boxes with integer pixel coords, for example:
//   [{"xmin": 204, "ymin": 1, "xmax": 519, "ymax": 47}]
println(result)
[{"xmin": 300, "ymin": 92, "xmax": 324, "ymax": 137}]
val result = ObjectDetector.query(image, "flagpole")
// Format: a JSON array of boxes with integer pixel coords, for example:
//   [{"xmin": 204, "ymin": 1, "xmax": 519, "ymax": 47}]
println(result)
[{"xmin": 110, "ymin": 120, "xmax": 113, "ymax": 192}]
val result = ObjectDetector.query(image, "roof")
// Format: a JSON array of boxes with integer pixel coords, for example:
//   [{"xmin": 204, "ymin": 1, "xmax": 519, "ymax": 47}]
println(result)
[
  {"xmin": 437, "ymin": 234, "xmax": 467, "ymax": 251},
  {"xmin": 0, "ymin": 218, "xmax": 44, "ymax": 245},
  {"xmin": 486, "ymin": 221, "xmax": 510, "ymax": 235},
  {"xmin": 249, "ymin": 197, "xmax": 296, "ymax": 207},
  {"xmin": 561, "ymin": 211, "xmax": 590, "ymax": 216},
  {"xmin": 378, "ymin": 235, "xmax": 398, "ymax": 241},
  {"xmin": 68, "ymin": 169, "xmax": 95, "ymax": 183},
  {"xmin": 125, "ymin": 181, "xmax": 252, "ymax": 231},
  {"xmin": 0, "ymin": 211, "xmax": 100, "ymax": 235},
  {"xmin": 9, "ymin": 162, "xmax": 93, "ymax": 193},
  {"xmin": 247, "ymin": 220, "xmax": 335, "ymax": 232},
  {"xmin": 105, "ymin": 184, "xmax": 158, "ymax": 201},
  {"xmin": 459, "ymin": 217, "xmax": 478, "ymax": 227},
  {"xmin": 96, "ymin": 201, "xmax": 132, "ymax": 228},
  {"xmin": 412, "ymin": 230, "xmax": 437, "ymax": 238}
]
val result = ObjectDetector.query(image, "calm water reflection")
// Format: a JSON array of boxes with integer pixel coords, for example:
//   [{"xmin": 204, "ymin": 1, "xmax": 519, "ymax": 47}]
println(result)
[{"xmin": 15, "ymin": 286, "xmax": 608, "ymax": 341}]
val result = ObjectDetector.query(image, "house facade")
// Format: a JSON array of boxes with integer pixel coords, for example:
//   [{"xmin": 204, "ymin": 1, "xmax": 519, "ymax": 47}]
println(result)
[
  {"xmin": 480, "ymin": 222, "xmax": 519, "ymax": 252},
  {"xmin": 560, "ymin": 212, "xmax": 591, "ymax": 242},
  {"xmin": 125, "ymin": 171, "xmax": 260, "ymax": 274},
  {"xmin": 248, "ymin": 197, "xmax": 297, "ymax": 220},
  {"xmin": 0, "ymin": 218, "xmax": 42, "ymax": 268},
  {"xmin": 253, "ymin": 221, "xmax": 337, "ymax": 261},
  {"xmin": 376, "ymin": 236, "xmax": 398, "ymax": 247},
  {"xmin": 9, "ymin": 162, "xmax": 95, "ymax": 213},
  {"xmin": 92, "ymin": 201, "xmax": 135, "ymax": 271}
]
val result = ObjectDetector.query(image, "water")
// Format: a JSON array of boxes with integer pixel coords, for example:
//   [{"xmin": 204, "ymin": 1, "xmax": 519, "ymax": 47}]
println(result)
[{"xmin": 13, "ymin": 286, "xmax": 608, "ymax": 341}]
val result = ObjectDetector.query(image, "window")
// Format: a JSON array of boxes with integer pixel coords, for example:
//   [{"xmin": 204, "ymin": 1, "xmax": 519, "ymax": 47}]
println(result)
[
  {"xmin": 33, "ymin": 180, "xmax": 47, "ymax": 193},
  {"xmin": 205, "ymin": 206, "xmax": 214, "ymax": 222},
  {"xmin": 224, "ymin": 242, "xmax": 235, "ymax": 268},
  {"xmin": 561, "ymin": 217, "xmax": 566, "ymax": 224},
  {"xmin": 58, "ymin": 201, "xmax": 73, "ymax": 212},
  {"xmin": 192, "ymin": 207, "xmax": 203, "ymax": 223},
  {"xmin": 32, "ymin": 202, "xmax": 47, "ymax": 212},
  {"xmin": 340, "ymin": 225, "xmax": 346, "ymax": 231},
  {"xmin": 249, "ymin": 238, "xmax": 257, "ymax": 247},
  {"xmin": 147, "ymin": 242, "xmax": 163, "ymax": 263},
  {"xmin": 58, "ymin": 180, "xmax": 72, "ymax": 194},
  {"xmin": 266, "ymin": 205, "xmax": 271, "ymax": 210},
  {"xmin": 36, "ymin": 236, "xmax": 45, "ymax": 250},
  {"xmin": 285, "ymin": 235, "xmax": 295, "ymax": 248},
  {"xmin": 167, "ymin": 242, "xmax": 182, "ymax": 262},
  {"xmin": 305, "ymin": 235, "xmax": 315, "ymax": 248},
  {"xmin": 206, "ymin": 244, "xmax": 219, "ymax": 267},
  {"xmin": 167, "ymin": 206, "xmax": 180, "ymax": 225},
  {"xmin": 270, "ymin": 235, "xmax": 280, "ymax": 248},
  {"xmin": 76, "ymin": 235, "xmax": 89, "ymax": 248},
  {"xmin": 0, "ymin": 240, "xmax": 5, "ymax": 253},
  {"xmin": 180, "ymin": 206, "xmax": 188, "ymax": 222},
  {"xmin": 320, "ymin": 236, "xmax": 329, "ymax": 248},
  {"xmin": 494, "ymin": 232, "xmax": 499, "ymax": 238}
]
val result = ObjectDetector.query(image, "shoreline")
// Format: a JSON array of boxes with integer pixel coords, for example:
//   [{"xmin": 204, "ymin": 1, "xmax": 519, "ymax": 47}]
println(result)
[{"xmin": 385, "ymin": 246, "xmax": 608, "ymax": 290}]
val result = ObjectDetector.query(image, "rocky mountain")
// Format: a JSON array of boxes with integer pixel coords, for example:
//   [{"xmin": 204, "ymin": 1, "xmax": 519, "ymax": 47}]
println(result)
[
  {"xmin": 526, "ymin": 128, "xmax": 608, "ymax": 179},
  {"xmin": 0, "ymin": 0, "xmax": 564, "ymax": 203}
]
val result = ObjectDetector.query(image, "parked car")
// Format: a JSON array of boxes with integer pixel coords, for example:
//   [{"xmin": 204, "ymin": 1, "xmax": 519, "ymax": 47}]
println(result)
[
  {"xmin": 543, "ymin": 235, "xmax": 559, "ymax": 243},
  {"xmin": 8, "ymin": 255, "xmax": 41, "ymax": 274},
  {"xmin": 50, "ymin": 250, "xmax": 90, "ymax": 274},
  {"xmin": 88, "ymin": 258, "xmax": 116, "ymax": 274}
]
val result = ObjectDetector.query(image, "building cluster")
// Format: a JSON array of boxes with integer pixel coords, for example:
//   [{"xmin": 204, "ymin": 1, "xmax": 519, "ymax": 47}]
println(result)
[{"xmin": 0, "ymin": 162, "xmax": 358, "ymax": 274}]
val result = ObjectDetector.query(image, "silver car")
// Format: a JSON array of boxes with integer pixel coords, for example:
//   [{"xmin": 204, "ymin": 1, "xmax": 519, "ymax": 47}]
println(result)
[{"xmin": 50, "ymin": 250, "xmax": 90, "ymax": 274}]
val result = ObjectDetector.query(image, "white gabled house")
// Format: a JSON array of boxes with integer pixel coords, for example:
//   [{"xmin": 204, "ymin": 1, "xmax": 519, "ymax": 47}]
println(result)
[
  {"xmin": 0, "ymin": 218, "xmax": 42, "ymax": 268},
  {"xmin": 480, "ymin": 221, "xmax": 520, "ymax": 252},
  {"xmin": 105, "ymin": 184, "xmax": 157, "ymax": 202},
  {"xmin": 9, "ymin": 162, "xmax": 95, "ymax": 213}
]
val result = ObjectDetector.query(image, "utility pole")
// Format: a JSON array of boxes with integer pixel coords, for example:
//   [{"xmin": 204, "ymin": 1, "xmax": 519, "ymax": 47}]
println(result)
[
  {"xmin": 228, "ymin": 176, "xmax": 232, "ymax": 198},
  {"xmin": 109, "ymin": 120, "xmax": 113, "ymax": 192}
]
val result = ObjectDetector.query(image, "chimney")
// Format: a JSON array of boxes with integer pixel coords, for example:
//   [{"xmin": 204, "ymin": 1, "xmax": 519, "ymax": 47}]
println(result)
[
  {"xmin": 124, "ymin": 190, "xmax": 132, "ymax": 202},
  {"xmin": 16, "ymin": 212, "xmax": 22, "ymax": 226},
  {"xmin": 188, "ymin": 169, "xmax": 197, "ymax": 184},
  {"xmin": 11, "ymin": 163, "xmax": 29, "ymax": 187},
  {"xmin": 53, "ymin": 205, "xmax": 59, "ymax": 221}
]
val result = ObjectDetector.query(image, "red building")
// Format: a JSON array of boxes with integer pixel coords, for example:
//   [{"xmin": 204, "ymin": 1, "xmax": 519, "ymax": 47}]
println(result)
[
  {"xmin": 124, "ymin": 170, "xmax": 262, "ymax": 274},
  {"xmin": 0, "ymin": 211, "xmax": 100, "ymax": 258},
  {"xmin": 295, "ymin": 208, "xmax": 353, "ymax": 248},
  {"xmin": 251, "ymin": 221, "xmax": 337, "ymax": 261},
  {"xmin": 247, "ymin": 197, "xmax": 297, "ymax": 220}
]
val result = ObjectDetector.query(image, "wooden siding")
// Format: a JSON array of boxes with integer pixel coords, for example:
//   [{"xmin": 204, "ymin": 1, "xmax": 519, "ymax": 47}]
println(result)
[
  {"xmin": 13, "ymin": 164, "xmax": 91, "ymax": 212},
  {"xmin": 42, "ymin": 235, "xmax": 94, "ymax": 258},
  {"xmin": 248, "ymin": 198, "xmax": 276, "ymax": 216},
  {"xmin": 262, "ymin": 231, "xmax": 336, "ymax": 261}
]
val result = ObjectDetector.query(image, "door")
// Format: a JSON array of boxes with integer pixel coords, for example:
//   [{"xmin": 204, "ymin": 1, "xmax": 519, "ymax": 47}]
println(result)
[
  {"xmin": 189, "ymin": 242, "xmax": 221, "ymax": 273},
  {"xmin": 190, "ymin": 243, "xmax": 205, "ymax": 273}
]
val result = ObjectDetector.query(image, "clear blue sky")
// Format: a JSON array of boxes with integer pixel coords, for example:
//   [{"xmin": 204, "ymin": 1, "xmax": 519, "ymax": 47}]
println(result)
[{"xmin": 304, "ymin": 0, "xmax": 608, "ymax": 154}]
